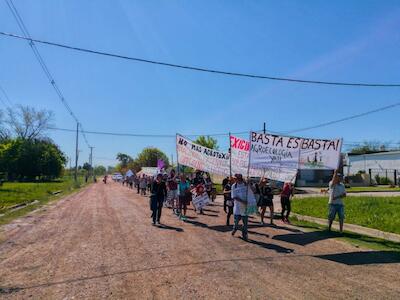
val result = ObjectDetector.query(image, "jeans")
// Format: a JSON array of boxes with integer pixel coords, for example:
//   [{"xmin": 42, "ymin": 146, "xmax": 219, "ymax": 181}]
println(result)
[
  {"xmin": 233, "ymin": 215, "xmax": 248, "ymax": 238},
  {"xmin": 281, "ymin": 196, "xmax": 291, "ymax": 219},
  {"xmin": 226, "ymin": 206, "xmax": 233, "ymax": 226},
  {"xmin": 152, "ymin": 199, "xmax": 163, "ymax": 223}
]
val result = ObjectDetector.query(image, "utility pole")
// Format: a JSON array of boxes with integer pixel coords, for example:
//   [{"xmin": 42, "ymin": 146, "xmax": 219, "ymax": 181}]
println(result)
[
  {"xmin": 263, "ymin": 122, "xmax": 266, "ymax": 134},
  {"xmin": 69, "ymin": 156, "xmax": 72, "ymax": 178},
  {"xmin": 74, "ymin": 122, "xmax": 79, "ymax": 182},
  {"xmin": 89, "ymin": 146, "xmax": 94, "ymax": 180}
]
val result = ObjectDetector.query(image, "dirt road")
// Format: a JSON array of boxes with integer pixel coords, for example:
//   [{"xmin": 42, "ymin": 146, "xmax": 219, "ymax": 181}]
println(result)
[{"xmin": 0, "ymin": 182, "xmax": 399, "ymax": 299}]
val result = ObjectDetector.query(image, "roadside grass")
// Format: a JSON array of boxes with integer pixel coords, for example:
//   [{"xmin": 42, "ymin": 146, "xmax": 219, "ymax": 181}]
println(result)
[
  {"xmin": 291, "ymin": 196, "xmax": 400, "ymax": 235},
  {"xmin": 215, "ymin": 183, "xmax": 223, "ymax": 194},
  {"xmin": 290, "ymin": 217, "xmax": 400, "ymax": 253},
  {"xmin": 347, "ymin": 186, "xmax": 400, "ymax": 192},
  {"xmin": 0, "ymin": 177, "xmax": 88, "ymax": 226}
]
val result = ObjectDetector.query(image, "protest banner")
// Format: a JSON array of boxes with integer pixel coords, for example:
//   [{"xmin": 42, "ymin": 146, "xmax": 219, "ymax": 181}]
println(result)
[
  {"xmin": 230, "ymin": 135, "xmax": 265, "ymax": 177},
  {"xmin": 298, "ymin": 137, "xmax": 342, "ymax": 169},
  {"xmin": 192, "ymin": 192, "xmax": 210, "ymax": 210},
  {"xmin": 231, "ymin": 183, "xmax": 258, "ymax": 215},
  {"xmin": 176, "ymin": 134, "xmax": 230, "ymax": 176},
  {"xmin": 249, "ymin": 132, "xmax": 342, "ymax": 182},
  {"xmin": 249, "ymin": 132, "xmax": 299, "ymax": 182}
]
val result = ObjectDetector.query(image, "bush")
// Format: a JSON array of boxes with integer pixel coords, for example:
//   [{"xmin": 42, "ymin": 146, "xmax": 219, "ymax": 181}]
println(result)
[
  {"xmin": 374, "ymin": 174, "xmax": 393, "ymax": 185},
  {"xmin": 0, "ymin": 138, "xmax": 66, "ymax": 181}
]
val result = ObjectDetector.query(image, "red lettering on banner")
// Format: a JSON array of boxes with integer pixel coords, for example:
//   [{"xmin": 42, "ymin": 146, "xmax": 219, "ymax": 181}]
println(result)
[{"xmin": 231, "ymin": 136, "xmax": 250, "ymax": 151}]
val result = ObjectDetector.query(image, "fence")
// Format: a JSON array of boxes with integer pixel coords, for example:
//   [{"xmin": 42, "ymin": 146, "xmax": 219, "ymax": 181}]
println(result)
[{"xmin": 368, "ymin": 169, "xmax": 399, "ymax": 185}]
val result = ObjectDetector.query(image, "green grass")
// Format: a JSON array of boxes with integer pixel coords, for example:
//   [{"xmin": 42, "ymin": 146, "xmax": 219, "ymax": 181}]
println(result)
[
  {"xmin": 290, "ymin": 217, "xmax": 400, "ymax": 253},
  {"xmin": 347, "ymin": 186, "xmax": 400, "ymax": 192},
  {"xmin": 215, "ymin": 183, "xmax": 223, "ymax": 194},
  {"xmin": 0, "ymin": 177, "xmax": 88, "ymax": 225},
  {"xmin": 292, "ymin": 196, "xmax": 400, "ymax": 234}
]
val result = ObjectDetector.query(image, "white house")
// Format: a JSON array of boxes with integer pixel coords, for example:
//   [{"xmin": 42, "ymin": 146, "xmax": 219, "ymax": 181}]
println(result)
[{"xmin": 345, "ymin": 151, "xmax": 400, "ymax": 184}]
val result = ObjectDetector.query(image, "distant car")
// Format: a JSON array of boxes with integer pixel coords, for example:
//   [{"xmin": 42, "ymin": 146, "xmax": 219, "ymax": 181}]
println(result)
[{"xmin": 112, "ymin": 173, "xmax": 123, "ymax": 181}]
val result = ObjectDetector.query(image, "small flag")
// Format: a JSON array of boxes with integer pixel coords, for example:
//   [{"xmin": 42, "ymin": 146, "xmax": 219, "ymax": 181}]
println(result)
[{"xmin": 157, "ymin": 159, "xmax": 165, "ymax": 170}]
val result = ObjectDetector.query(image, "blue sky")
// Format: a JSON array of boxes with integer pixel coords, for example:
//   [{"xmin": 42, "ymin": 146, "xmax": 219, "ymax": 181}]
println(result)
[{"xmin": 1, "ymin": 0, "xmax": 400, "ymax": 167}]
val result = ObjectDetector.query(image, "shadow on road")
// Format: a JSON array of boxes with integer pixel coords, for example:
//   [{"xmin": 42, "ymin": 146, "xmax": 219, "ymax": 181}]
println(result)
[
  {"xmin": 247, "ymin": 230, "xmax": 269, "ymax": 238},
  {"xmin": 202, "ymin": 208, "xmax": 219, "ymax": 214},
  {"xmin": 157, "ymin": 224, "xmax": 184, "ymax": 232},
  {"xmin": 273, "ymin": 231, "xmax": 334, "ymax": 246},
  {"xmin": 314, "ymin": 251, "xmax": 400, "ymax": 265},
  {"xmin": 201, "ymin": 213, "xmax": 219, "ymax": 217},
  {"xmin": 245, "ymin": 238, "xmax": 294, "ymax": 253}
]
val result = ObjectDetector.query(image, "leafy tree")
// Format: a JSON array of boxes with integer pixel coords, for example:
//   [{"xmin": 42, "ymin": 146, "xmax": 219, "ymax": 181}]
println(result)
[
  {"xmin": 94, "ymin": 165, "xmax": 106, "ymax": 176},
  {"xmin": 127, "ymin": 159, "xmax": 141, "ymax": 173},
  {"xmin": 116, "ymin": 153, "xmax": 133, "ymax": 168},
  {"xmin": 0, "ymin": 138, "xmax": 66, "ymax": 180},
  {"xmin": 135, "ymin": 147, "xmax": 169, "ymax": 169},
  {"xmin": 82, "ymin": 162, "xmax": 92, "ymax": 172},
  {"xmin": 195, "ymin": 135, "xmax": 219, "ymax": 150}
]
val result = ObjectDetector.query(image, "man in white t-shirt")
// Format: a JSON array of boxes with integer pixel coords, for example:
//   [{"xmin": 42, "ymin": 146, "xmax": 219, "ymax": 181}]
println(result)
[
  {"xmin": 231, "ymin": 174, "xmax": 249, "ymax": 241},
  {"xmin": 328, "ymin": 170, "xmax": 346, "ymax": 233}
]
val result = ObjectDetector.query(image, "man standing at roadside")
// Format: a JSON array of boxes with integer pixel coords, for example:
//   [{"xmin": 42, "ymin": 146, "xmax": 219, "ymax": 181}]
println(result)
[
  {"xmin": 328, "ymin": 170, "xmax": 346, "ymax": 233},
  {"xmin": 231, "ymin": 174, "xmax": 249, "ymax": 241}
]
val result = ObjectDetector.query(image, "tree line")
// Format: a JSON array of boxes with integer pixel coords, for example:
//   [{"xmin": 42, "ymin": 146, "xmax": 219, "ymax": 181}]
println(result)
[
  {"xmin": 0, "ymin": 105, "xmax": 66, "ymax": 181},
  {"xmin": 115, "ymin": 136, "xmax": 219, "ymax": 174}
]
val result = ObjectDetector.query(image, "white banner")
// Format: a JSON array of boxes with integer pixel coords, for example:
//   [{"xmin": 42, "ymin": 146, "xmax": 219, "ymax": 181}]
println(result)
[
  {"xmin": 176, "ymin": 134, "xmax": 230, "ymax": 176},
  {"xmin": 298, "ymin": 137, "xmax": 342, "ymax": 169},
  {"xmin": 192, "ymin": 192, "xmax": 210, "ymax": 210},
  {"xmin": 249, "ymin": 132, "xmax": 299, "ymax": 182},
  {"xmin": 249, "ymin": 132, "xmax": 342, "ymax": 182},
  {"xmin": 230, "ymin": 135, "xmax": 264, "ymax": 177}
]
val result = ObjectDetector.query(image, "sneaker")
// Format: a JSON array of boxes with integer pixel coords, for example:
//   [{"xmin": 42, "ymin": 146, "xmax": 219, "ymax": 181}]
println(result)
[
  {"xmin": 157, "ymin": 220, "xmax": 161, "ymax": 225},
  {"xmin": 152, "ymin": 221, "xmax": 156, "ymax": 225},
  {"xmin": 261, "ymin": 220, "xmax": 264, "ymax": 225},
  {"xmin": 231, "ymin": 229, "xmax": 237, "ymax": 236},
  {"xmin": 242, "ymin": 235, "xmax": 248, "ymax": 241}
]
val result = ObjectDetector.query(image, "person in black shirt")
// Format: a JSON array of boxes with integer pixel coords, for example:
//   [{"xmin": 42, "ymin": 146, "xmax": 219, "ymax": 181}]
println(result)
[
  {"xmin": 150, "ymin": 174, "xmax": 167, "ymax": 225},
  {"xmin": 222, "ymin": 176, "xmax": 229, "ymax": 189},
  {"xmin": 223, "ymin": 177, "xmax": 234, "ymax": 226},
  {"xmin": 257, "ymin": 177, "xmax": 274, "ymax": 225}
]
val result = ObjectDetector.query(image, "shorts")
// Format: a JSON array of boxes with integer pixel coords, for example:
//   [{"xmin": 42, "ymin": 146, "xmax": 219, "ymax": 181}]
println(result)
[
  {"xmin": 258, "ymin": 196, "xmax": 273, "ymax": 207},
  {"xmin": 168, "ymin": 189, "xmax": 178, "ymax": 200},
  {"xmin": 328, "ymin": 204, "xmax": 345, "ymax": 222}
]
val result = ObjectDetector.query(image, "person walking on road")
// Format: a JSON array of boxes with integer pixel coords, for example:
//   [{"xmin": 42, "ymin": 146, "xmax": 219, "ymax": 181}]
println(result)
[
  {"xmin": 223, "ymin": 177, "xmax": 234, "ymax": 226},
  {"xmin": 140, "ymin": 175, "xmax": 147, "ymax": 195},
  {"xmin": 328, "ymin": 170, "xmax": 346, "ymax": 233},
  {"xmin": 150, "ymin": 174, "xmax": 167, "ymax": 225},
  {"xmin": 167, "ymin": 170, "xmax": 179, "ymax": 214},
  {"xmin": 178, "ymin": 174, "xmax": 191, "ymax": 220},
  {"xmin": 257, "ymin": 178, "xmax": 274, "ymax": 225},
  {"xmin": 281, "ymin": 182, "xmax": 294, "ymax": 223},
  {"xmin": 231, "ymin": 174, "xmax": 249, "ymax": 241}
]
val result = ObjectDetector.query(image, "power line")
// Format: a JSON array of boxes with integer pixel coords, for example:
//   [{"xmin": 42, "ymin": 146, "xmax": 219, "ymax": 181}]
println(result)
[
  {"xmin": 4, "ymin": 0, "xmax": 91, "ymax": 148},
  {"xmin": 285, "ymin": 101, "xmax": 400, "ymax": 134},
  {"xmin": 46, "ymin": 126, "xmax": 398, "ymax": 148},
  {"xmin": 0, "ymin": 83, "xmax": 13, "ymax": 107},
  {"xmin": 1, "ymin": 31, "xmax": 400, "ymax": 87},
  {"xmin": 46, "ymin": 126, "xmax": 250, "ymax": 138}
]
